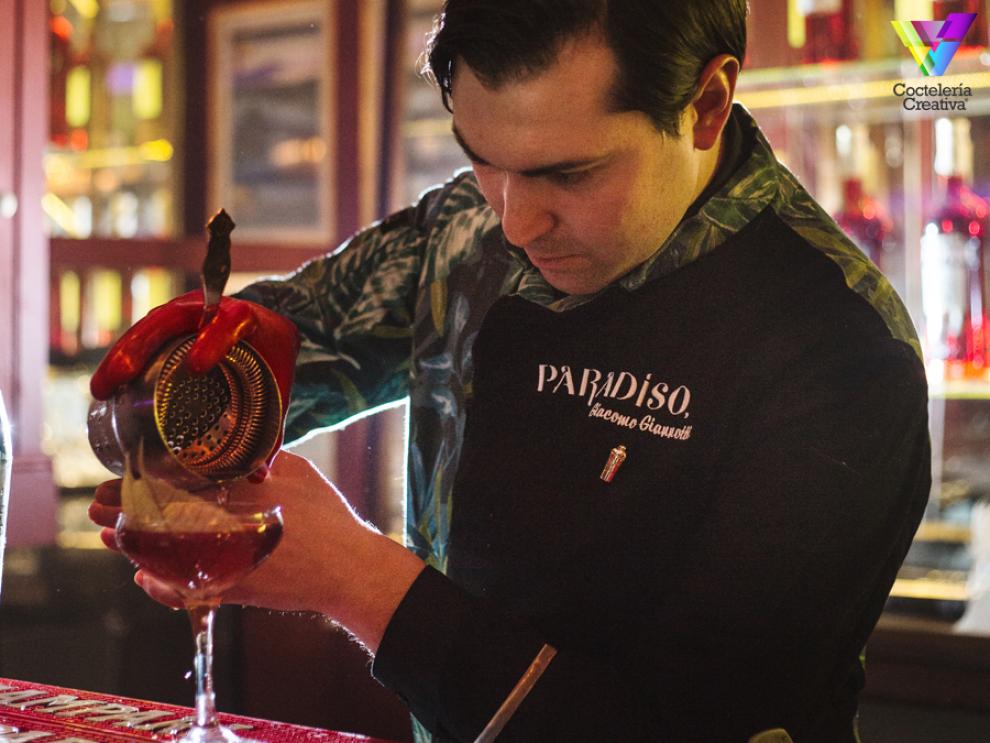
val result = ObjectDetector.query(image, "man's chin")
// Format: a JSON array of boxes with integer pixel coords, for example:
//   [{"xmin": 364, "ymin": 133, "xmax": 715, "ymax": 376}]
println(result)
[{"xmin": 539, "ymin": 270, "xmax": 610, "ymax": 297}]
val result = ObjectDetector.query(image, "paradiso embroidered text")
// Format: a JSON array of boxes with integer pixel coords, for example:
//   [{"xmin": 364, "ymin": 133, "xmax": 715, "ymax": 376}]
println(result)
[{"xmin": 536, "ymin": 363, "xmax": 694, "ymax": 441}]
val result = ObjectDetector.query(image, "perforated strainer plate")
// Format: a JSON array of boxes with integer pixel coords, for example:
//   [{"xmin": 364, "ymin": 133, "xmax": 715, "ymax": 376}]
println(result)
[{"xmin": 153, "ymin": 338, "xmax": 281, "ymax": 481}]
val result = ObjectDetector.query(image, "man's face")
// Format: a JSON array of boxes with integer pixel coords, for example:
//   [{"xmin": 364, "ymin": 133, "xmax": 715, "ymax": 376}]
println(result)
[{"xmin": 450, "ymin": 34, "xmax": 706, "ymax": 295}]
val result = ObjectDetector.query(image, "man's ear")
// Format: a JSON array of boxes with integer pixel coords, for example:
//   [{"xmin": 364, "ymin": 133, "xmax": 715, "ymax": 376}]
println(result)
[{"xmin": 692, "ymin": 54, "xmax": 740, "ymax": 151}]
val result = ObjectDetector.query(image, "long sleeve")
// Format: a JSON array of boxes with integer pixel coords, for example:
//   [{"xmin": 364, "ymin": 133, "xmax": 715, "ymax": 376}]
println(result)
[{"xmin": 654, "ymin": 332, "xmax": 931, "ymax": 740}]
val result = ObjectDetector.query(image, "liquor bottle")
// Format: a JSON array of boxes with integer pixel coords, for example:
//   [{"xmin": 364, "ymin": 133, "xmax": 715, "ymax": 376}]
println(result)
[
  {"xmin": 920, "ymin": 175, "xmax": 990, "ymax": 376},
  {"xmin": 835, "ymin": 178, "xmax": 893, "ymax": 268},
  {"xmin": 800, "ymin": 0, "xmax": 858, "ymax": 63},
  {"xmin": 0, "ymin": 388, "xmax": 11, "ymax": 597},
  {"xmin": 49, "ymin": 13, "xmax": 73, "ymax": 148}
]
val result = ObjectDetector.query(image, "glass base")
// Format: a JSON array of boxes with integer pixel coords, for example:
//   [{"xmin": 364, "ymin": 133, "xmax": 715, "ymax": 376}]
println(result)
[{"xmin": 176, "ymin": 724, "xmax": 262, "ymax": 743}]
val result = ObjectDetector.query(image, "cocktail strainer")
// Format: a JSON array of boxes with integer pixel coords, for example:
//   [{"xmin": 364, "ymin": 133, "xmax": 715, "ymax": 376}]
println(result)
[{"xmin": 87, "ymin": 210, "xmax": 282, "ymax": 488}]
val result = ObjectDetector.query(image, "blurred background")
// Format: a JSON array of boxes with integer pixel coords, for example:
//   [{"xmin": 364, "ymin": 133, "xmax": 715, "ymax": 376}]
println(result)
[{"xmin": 2, "ymin": 0, "xmax": 990, "ymax": 740}]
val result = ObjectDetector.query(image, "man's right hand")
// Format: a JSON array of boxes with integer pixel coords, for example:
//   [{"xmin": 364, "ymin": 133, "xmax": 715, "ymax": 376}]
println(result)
[
  {"xmin": 92, "ymin": 452, "xmax": 427, "ymax": 652},
  {"xmin": 90, "ymin": 290, "xmax": 301, "ymax": 481},
  {"xmin": 89, "ymin": 479, "xmax": 121, "ymax": 552}
]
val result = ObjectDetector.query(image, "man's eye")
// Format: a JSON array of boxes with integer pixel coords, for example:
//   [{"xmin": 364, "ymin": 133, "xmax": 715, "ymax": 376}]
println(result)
[{"xmin": 548, "ymin": 169, "xmax": 591, "ymax": 186}]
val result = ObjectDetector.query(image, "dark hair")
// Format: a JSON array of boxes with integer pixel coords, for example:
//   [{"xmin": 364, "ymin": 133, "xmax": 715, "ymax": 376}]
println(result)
[{"xmin": 424, "ymin": 0, "xmax": 747, "ymax": 137}]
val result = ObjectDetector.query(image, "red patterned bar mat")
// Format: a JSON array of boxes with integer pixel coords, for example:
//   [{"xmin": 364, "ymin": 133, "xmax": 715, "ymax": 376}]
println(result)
[{"xmin": 0, "ymin": 677, "xmax": 397, "ymax": 742}]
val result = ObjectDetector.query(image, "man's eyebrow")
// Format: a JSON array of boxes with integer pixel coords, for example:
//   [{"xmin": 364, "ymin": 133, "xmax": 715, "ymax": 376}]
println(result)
[{"xmin": 451, "ymin": 124, "xmax": 607, "ymax": 178}]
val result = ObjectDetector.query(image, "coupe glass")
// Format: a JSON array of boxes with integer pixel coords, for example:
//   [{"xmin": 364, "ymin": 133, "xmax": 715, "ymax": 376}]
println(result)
[{"xmin": 116, "ymin": 500, "xmax": 283, "ymax": 742}]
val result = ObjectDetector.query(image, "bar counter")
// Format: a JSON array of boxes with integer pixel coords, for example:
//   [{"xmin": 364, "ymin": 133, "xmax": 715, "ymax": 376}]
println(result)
[{"xmin": 0, "ymin": 677, "xmax": 395, "ymax": 742}]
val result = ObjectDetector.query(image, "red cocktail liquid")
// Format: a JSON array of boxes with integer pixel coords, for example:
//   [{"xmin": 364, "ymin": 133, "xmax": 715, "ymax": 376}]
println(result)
[{"xmin": 117, "ymin": 521, "xmax": 283, "ymax": 600}]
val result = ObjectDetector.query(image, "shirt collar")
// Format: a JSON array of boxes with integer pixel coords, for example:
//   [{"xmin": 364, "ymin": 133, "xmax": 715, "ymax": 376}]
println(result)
[{"xmin": 618, "ymin": 103, "xmax": 779, "ymax": 291}]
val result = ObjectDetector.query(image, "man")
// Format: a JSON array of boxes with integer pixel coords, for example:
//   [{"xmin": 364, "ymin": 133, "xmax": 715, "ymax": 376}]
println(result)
[{"xmin": 89, "ymin": 1, "xmax": 931, "ymax": 740}]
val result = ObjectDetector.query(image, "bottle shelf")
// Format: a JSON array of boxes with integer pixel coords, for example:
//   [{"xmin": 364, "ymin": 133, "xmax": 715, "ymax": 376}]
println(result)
[
  {"xmin": 929, "ymin": 377, "xmax": 990, "ymax": 399},
  {"xmin": 915, "ymin": 520, "xmax": 973, "ymax": 543},
  {"xmin": 890, "ymin": 572, "xmax": 969, "ymax": 602}
]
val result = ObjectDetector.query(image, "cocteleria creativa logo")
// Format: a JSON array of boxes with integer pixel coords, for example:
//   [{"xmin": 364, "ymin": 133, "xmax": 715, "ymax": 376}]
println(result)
[{"xmin": 892, "ymin": 12, "xmax": 976, "ymax": 76}]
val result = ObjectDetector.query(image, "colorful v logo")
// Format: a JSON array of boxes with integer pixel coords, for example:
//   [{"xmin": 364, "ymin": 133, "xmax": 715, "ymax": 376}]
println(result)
[{"xmin": 892, "ymin": 13, "xmax": 976, "ymax": 76}]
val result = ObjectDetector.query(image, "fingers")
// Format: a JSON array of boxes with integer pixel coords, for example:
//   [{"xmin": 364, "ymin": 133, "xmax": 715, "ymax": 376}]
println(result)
[
  {"xmin": 186, "ymin": 300, "xmax": 256, "ymax": 374},
  {"xmin": 249, "ymin": 436, "xmax": 287, "ymax": 485},
  {"xmin": 93, "ymin": 479, "xmax": 121, "ymax": 506},
  {"xmin": 248, "ymin": 305, "xmax": 300, "ymax": 410},
  {"xmin": 89, "ymin": 502, "xmax": 121, "ymax": 529},
  {"xmin": 134, "ymin": 571, "xmax": 185, "ymax": 610},
  {"xmin": 247, "ymin": 463, "xmax": 270, "ymax": 484},
  {"xmin": 90, "ymin": 293, "xmax": 204, "ymax": 399},
  {"xmin": 100, "ymin": 527, "xmax": 119, "ymax": 552},
  {"xmin": 90, "ymin": 480, "xmax": 122, "ymax": 533}
]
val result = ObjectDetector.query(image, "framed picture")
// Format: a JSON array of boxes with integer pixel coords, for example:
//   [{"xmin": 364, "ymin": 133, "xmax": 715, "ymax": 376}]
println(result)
[{"xmin": 209, "ymin": 0, "xmax": 335, "ymax": 243}]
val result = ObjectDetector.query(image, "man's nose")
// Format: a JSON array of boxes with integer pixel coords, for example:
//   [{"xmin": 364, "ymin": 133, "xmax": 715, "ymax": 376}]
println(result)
[{"xmin": 499, "ymin": 175, "xmax": 555, "ymax": 247}]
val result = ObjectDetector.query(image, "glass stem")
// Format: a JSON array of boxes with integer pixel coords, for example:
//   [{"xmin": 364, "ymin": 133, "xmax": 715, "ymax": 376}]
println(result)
[{"xmin": 188, "ymin": 603, "xmax": 220, "ymax": 731}]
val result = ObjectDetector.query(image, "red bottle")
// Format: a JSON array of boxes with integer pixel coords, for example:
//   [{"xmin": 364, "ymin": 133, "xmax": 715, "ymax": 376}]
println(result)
[
  {"xmin": 835, "ymin": 178, "xmax": 892, "ymax": 268},
  {"xmin": 801, "ymin": 0, "xmax": 858, "ymax": 63},
  {"xmin": 49, "ymin": 13, "xmax": 73, "ymax": 148},
  {"xmin": 921, "ymin": 175, "xmax": 990, "ymax": 374}
]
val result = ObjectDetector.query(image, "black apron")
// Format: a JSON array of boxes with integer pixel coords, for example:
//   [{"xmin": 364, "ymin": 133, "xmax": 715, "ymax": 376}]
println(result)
[{"xmin": 446, "ymin": 273, "xmax": 733, "ymax": 659}]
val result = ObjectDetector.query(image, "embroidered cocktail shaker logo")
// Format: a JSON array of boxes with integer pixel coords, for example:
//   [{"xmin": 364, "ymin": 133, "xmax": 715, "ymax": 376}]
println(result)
[{"xmin": 891, "ymin": 12, "xmax": 975, "ymax": 76}]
